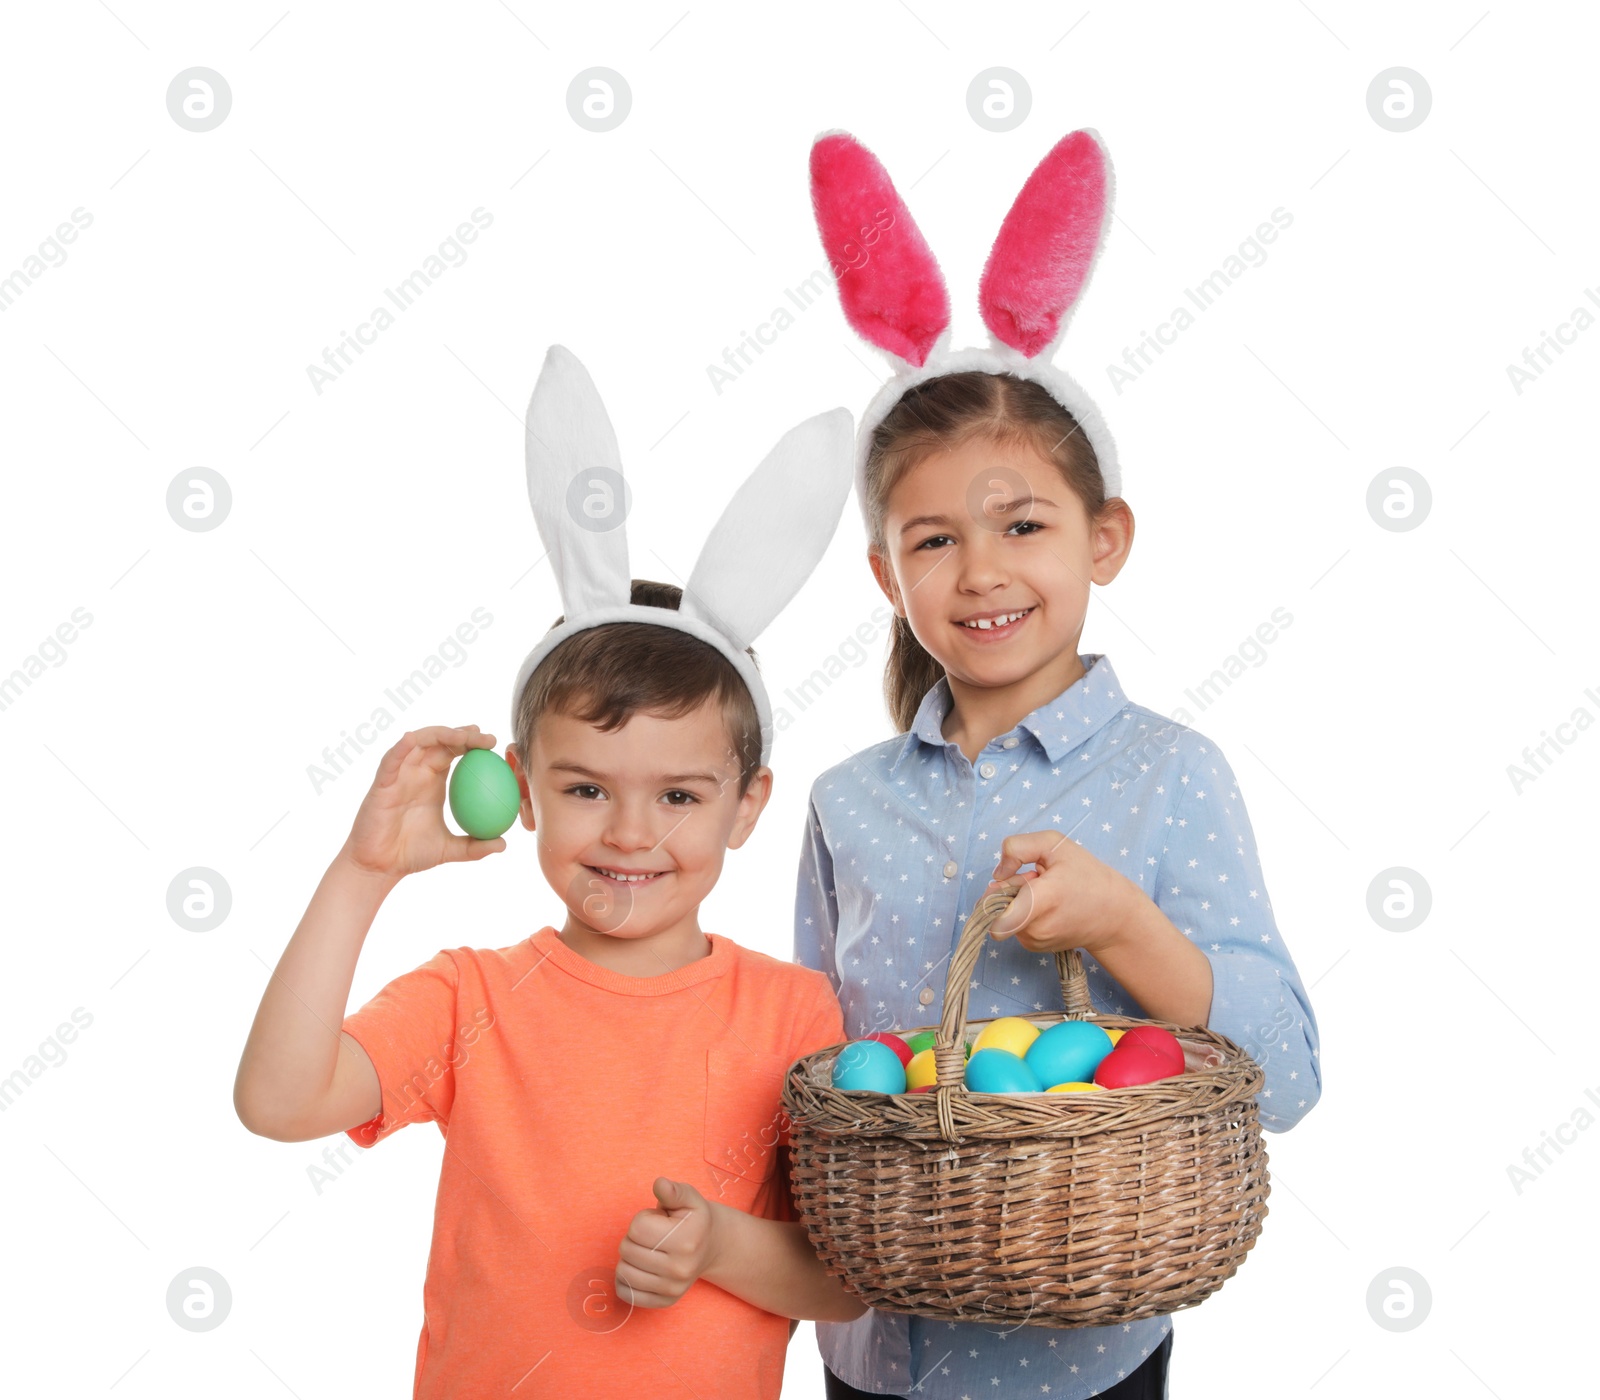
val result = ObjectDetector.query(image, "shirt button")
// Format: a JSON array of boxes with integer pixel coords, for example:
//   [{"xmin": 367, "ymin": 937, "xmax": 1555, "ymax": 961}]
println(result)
[
  {"xmin": 1002, "ymin": 736, "xmax": 1019, "ymax": 749},
  {"xmin": 978, "ymin": 762, "xmax": 997, "ymax": 779},
  {"xmin": 943, "ymin": 860, "xmax": 959, "ymax": 878},
  {"xmin": 918, "ymin": 987, "xmax": 935, "ymax": 1006}
]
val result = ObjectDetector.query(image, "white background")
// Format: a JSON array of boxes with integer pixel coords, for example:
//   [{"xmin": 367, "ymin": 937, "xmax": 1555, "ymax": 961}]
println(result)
[{"xmin": 2, "ymin": 2, "xmax": 1592, "ymax": 1396}]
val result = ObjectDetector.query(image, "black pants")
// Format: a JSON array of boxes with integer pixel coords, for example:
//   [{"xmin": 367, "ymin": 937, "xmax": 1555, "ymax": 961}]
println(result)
[{"xmin": 823, "ymin": 1325, "xmax": 1172, "ymax": 1399}]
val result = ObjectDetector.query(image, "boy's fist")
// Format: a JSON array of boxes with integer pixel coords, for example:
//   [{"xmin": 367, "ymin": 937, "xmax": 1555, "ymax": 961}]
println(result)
[{"xmin": 615, "ymin": 1178, "xmax": 719, "ymax": 1308}]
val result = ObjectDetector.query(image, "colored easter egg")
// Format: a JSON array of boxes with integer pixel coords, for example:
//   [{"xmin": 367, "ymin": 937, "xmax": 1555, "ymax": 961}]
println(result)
[
  {"xmin": 1093, "ymin": 1042, "xmax": 1177, "ymax": 1090},
  {"xmin": 906, "ymin": 1048, "xmax": 939, "ymax": 1089},
  {"xmin": 1105, "ymin": 1027, "xmax": 1125, "ymax": 1046},
  {"xmin": 1117, "ymin": 1026, "xmax": 1185, "ymax": 1075},
  {"xmin": 1024, "ymin": 1021, "xmax": 1114, "ymax": 1088},
  {"xmin": 910, "ymin": 1084, "xmax": 935, "ymax": 1093},
  {"xmin": 831, "ymin": 1039, "xmax": 908, "ymax": 1094},
  {"xmin": 964, "ymin": 1048, "xmax": 1042, "ymax": 1094},
  {"xmin": 866, "ymin": 1032, "xmax": 913, "ymax": 1067},
  {"xmin": 447, "ymin": 748, "xmax": 521, "ymax": 839},
  {"xmin": 1045, "ymin": 1082, "xmax": 1105, "ymax": 1093},
  {"xmin": 905, "ymin": 1030, "xmax": 938, "ymax": 1056},
  {"xmin": 971, "ymin": 1016, "xmax": 1040, "ymax": 1059}
]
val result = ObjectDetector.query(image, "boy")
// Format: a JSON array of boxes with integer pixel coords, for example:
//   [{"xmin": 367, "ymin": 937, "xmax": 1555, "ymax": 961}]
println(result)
[{"xmin": 234, "ymin": 581, "xmax": 864, "ymax": 1399}]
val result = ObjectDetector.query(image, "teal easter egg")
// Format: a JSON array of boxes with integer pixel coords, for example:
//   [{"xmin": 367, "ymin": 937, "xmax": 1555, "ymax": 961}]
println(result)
[
  {"xmin": 866, "ymin": 1032, "xmax": 913, "ymax": 1067},
  {"xmin": 448, "ymin": 748, "xmax": 521, "ymax": 839},
  {"xmin": 831, "ymin": 1039, "xmax": 909, "ymax": 1094},
  {"xmin": 1025, "ymin": 1021, "xmax": 1115, "ymax": 1089},
  {"xmin": 963, "ymin": 1048, "xmax": 1042, "ymax": 1094}
]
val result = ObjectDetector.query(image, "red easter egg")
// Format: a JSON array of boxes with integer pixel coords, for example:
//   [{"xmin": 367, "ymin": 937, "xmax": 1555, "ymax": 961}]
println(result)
[
  {"xmin": 1116, "ymin": 1026, "xmax": 1185, "ymax": 1075},
  {"xmin": 866, "ymin": 1032, "xmax": 913, "ymax": 1067},
  {"xmin": 1093, "ymin": 1042, "xmax": 1177, "ymax": 1089}
]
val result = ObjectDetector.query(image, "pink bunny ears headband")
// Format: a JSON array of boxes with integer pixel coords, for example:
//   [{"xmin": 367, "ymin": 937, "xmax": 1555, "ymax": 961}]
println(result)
[
  {"xmin": 509, "ymin": 346, "xmax": 854, "ymax": 768},
  {"xmin": 809, "ymin": 127, "xmax": 1122, "ymax": 517}
]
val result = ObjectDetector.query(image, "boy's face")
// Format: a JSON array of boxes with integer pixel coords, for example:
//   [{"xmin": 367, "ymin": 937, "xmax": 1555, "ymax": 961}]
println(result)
[{"xmin": 506, "ymin": 699, "xmax": 771, "ymax": 962}]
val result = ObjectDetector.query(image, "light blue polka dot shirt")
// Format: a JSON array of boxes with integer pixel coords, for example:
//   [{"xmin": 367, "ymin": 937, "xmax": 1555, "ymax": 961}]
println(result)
[{"xmin": 792, "ymin": 653, "xmax": 1323, "ymax": 1398}]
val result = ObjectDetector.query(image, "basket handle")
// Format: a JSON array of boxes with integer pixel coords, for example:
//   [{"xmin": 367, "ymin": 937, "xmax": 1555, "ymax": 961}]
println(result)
[{"xmin": 929, "ymin": 888, "xmax": 1095, "ymax": 1139}]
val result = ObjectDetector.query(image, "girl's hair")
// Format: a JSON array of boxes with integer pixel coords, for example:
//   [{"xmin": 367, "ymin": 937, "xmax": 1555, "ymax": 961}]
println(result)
[{"xmin": 863, "ymin": 371, "xmax": 1111, "ymax": 732}]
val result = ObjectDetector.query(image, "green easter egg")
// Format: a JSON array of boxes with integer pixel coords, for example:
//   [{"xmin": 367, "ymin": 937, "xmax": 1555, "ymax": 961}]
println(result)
[
  {"xmin": 903, "ymin": 1030, "xmax": 972, "ymax": 1060},
  {"xmin": 448, "ymin": 748, "xmax": 520, "ymax": 839}
]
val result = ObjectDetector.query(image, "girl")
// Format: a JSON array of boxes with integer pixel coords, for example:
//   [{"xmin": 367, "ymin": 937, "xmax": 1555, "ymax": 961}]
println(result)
[{"xmin": 794, "ymin": 132, "xmax": 1322, "ymax": 1400}]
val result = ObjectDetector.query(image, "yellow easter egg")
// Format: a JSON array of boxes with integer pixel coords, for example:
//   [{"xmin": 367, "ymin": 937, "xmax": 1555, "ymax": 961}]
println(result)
[
  {"xmin": 971, "ymin": 1016, "xmax": 1040, "ymax": 1059},
  {"xmin": 1046, "ymin": 1081, "xmax": 1105, "ymax": 1093},
  {"xmin": 906, "ymin": 1048, "xmax": 939, "ymax": 1089},
  {"xmin": 1104, "ymin": 1028, "xmax": 1125, "ymax": 1047}
]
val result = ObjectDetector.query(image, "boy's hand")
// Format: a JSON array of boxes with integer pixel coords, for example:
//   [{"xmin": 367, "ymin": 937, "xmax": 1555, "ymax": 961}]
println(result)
[
  {"xmin": 615, "ymin": 1178, "xmax": 719, "ymax": 1308},
  {"xmin": 342, "ymin": 725, "xmax": 507, "ymax": 882},
  {"xmin": 984, "ymin": 830, "xmax": 1139, "ymax": 958}
]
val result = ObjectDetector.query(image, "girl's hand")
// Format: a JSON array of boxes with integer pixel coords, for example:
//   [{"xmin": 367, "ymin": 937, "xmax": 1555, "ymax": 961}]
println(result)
[
  {"xmin": 615, "ymin": 1178, "xmax": 719, "ymax": 1308},
  {"xmin": 341, "ymin": 725, "xmax": 507, "ymax": 882},
  {"xmin": 983, "ymin": 830, "xmax": 1137, "ymax": 958}
]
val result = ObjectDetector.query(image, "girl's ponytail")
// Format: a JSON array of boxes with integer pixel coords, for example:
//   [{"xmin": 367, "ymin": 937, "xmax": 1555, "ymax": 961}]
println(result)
[{"xmin": 884, "ymin": 612, "xmax": 945, "ymax": 734}]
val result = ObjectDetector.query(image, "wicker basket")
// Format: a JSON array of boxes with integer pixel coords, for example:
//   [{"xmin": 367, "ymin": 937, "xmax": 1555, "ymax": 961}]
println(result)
[{"xmin": 782, "ymin": 888, "xmax": 1271, "ymax": 1328}]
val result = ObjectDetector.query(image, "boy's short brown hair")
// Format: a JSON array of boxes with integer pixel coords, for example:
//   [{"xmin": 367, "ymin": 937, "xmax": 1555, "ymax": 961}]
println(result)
[{"xmin": 512, "ymin": 579, "xmax": 764, "ymax": 795}]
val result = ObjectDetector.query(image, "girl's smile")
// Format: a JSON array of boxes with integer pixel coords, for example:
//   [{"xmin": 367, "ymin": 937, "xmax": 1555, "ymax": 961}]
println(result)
[{"xmin": 953, "ymin": 604, "xmax": 1037, "ymax": 643}]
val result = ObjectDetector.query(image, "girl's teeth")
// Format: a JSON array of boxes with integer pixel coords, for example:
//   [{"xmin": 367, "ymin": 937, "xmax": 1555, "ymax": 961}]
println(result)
[
  {"xmin": 963, "ymin": 609, "xmax": 1029, "ymax": 630},
  {"xmin": 599, "ymin": 869, "xmax": 659, "ymax": 882}
]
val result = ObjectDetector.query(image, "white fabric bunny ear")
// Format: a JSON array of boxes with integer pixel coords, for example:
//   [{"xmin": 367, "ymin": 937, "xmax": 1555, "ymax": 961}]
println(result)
[
  {"xmin": 680, "ymin": 412, "xmax": 855, "ymax": 649},
  {"xmin": 523, "ymin": 345, "xmax": 633, "ymax": 617},
  {"xmin": 809, "ymin": 128, "xmax": 1122, "ymax": 514},
  {"xmin": 510, "ymin": 345, "xmax": 854, "ymax": 767}
]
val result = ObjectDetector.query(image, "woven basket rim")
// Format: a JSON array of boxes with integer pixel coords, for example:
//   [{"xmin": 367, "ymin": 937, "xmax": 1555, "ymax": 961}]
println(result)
[{"xmin": 783, "ymin": 891, "xmax": 1265, "ymax": 1142}]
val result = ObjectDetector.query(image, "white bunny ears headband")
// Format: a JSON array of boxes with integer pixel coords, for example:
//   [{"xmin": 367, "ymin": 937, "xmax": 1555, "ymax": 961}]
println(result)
[
  {"xmin": 809, "ymin": 127, "xmax": 1121, "ymax": 517},
  {"xmin": 509, "ymin": 346, "xmax": 854, "ymax": 768}
]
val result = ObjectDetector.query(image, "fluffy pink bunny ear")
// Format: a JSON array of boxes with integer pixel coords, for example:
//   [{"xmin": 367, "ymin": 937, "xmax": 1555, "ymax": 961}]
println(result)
[
  {"xmin": 978, "ymin": 130, "xmax": 1110, "ymax": 358},
  {"xmin": 810, "ymin": 132, "xmax": 950, "ymax": 368}
]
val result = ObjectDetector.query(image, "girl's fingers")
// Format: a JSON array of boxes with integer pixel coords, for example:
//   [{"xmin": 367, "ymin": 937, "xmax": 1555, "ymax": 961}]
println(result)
[
  {"xmin": 984, "ymin": 869, "xmax": 1039, "ymax": 898},
  {"xmin": 993, "ymin": 829, "xmax": 1067, "ymax": 880},
  {"xmin": 992, "ymin": 878, "xmax": 1036, "ymax": 937}
]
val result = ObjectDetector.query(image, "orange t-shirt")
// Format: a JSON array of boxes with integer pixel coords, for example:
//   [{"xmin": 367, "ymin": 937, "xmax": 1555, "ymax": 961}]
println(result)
[{"xmin": 340, "ymin": 926, "xmax": 846, "ymax": 1400}]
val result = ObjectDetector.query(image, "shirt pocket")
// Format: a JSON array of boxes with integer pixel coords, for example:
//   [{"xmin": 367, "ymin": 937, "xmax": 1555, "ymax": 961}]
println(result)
[{"xmin": 703, "ymin": 1044, "xmax": 791, "ymax": 1209}]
